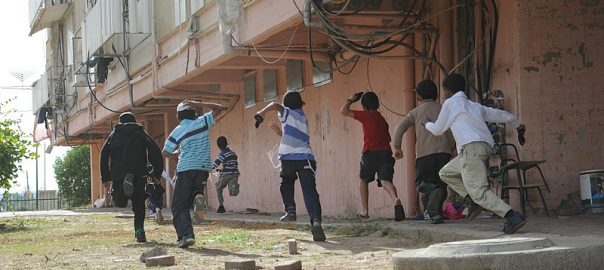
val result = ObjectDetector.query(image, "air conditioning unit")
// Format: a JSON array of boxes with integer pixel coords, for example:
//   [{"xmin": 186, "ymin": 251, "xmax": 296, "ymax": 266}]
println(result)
[{"xmin": 73, "ymin": 72, "xmax": 89, "ymax": 88}]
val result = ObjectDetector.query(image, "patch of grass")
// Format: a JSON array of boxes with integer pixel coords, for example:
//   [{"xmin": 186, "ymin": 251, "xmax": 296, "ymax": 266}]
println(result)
[
  {"xmin": 253, "ymin": 238, "xmax": 282, "ymax": 251},
  {"xmin": 199, "ymin": 229, "xmax": 255, "ymax": 250},
  {"xmin": 0, "ymin": 216, "xmax": 29, "ymax": 233},
  {"xmin": 0, "ymin": 215, "xmax": 133, "ymax": 255},
  {"xmin": 329, "ymin": 223, "xmax": 384, "ymax": 237}
]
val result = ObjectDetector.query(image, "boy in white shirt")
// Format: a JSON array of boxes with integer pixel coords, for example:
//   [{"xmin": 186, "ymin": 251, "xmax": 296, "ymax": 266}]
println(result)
[{"xmin": 424, "ymin": 73, "xmax": 527, "ymax": 234}]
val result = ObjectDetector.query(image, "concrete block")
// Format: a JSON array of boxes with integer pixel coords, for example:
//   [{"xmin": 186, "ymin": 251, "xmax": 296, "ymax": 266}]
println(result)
[
  {"xmin": 287, "ymin": 239, "xmax": 298, "ymax": 255},
  {"xmin": 140, "ymin": 246, "xmax": 167, "ymax": 262},
  {"xmin": 145, "ymin": 255, "xmax": 175, "ymax": 267},
  {"xmin": 225, "ymin": 260, "xmax": 256, "ymax": 270},
  {"xmin": 274, "ymin": 260, "xmax": 302, "ymax": 270}
]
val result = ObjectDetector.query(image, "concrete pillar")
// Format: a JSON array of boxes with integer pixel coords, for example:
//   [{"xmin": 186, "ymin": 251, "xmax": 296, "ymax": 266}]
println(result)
[
  {"xmin": 438, "ymin": 0, "xmax": 454, "ymax": 90},
  {"xmin": 402, "ymin": 35, "xmax": 417, "ymax": 218},
  {"xmin": 163, "ymin": 112, "xmax": 179, "ymax": 208},
  {"xmin": 89, "ymin": 140, "xmax": 103, "ymax": 205}
]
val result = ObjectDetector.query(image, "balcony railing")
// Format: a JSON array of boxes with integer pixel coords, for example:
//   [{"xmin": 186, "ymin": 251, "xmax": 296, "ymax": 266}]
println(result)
[
  {"xmin": 28, "ymin": 0, "xmax": 71, "ymax": 36},
  {"xmin": 81, "ymin": 0, "xmax": 150, "ymax": 61},
  {"xmin": 32, "ymin": 73, "xmax": 49, "ymax": 113},
  {"xmin": 28, "ymin": 0, "xmax": 43, "ymax": 26}
]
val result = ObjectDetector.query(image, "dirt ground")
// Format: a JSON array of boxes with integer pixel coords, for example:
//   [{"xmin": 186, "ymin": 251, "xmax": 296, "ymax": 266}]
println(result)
[{"xmin": 0, "ymin": 214, "xmax": 429, "ymax": 269}]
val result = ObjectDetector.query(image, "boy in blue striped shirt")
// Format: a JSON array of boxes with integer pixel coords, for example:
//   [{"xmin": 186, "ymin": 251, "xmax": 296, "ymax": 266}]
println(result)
[
  {"xmin": 255, "ymin": 91, "xmax": 326, "ymax": 242},
  {"xmin": 163, "ymin": 99, "xmax": 226, "ymax": 248},
  {"xmin": 212, "ymin": 136, "xmax": 240, "ymax": 213}
]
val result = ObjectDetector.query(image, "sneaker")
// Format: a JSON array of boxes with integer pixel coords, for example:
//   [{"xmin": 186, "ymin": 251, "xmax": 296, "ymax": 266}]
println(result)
[
  {"xmin": 430, "ymin": 214, "xmax": 444, "ymax": 224},
  {"xmin": 311, "ymin": 221, "xmax": 326, "ymax": 242},
  {"xmin": 155, "ymin": 208, "xmax": 164, "ymax": 224},
  {"xmin": 193, "ymin": 194, "xmax": 206, "ymax": 224},
  {"xmin": 216, "ymin": 205, "xmax": 226, "ymax": 214},
  {"xmin": 465, "ymin": 196, "xmax": 483, "ymax": 221},
  {"xmin": 503, "ymin": 211, "xmax": 526, "ymax": 234},
  {"xmin": 280, "ymin": 212, "xmax": 297, "ymax": 222},
  {"xmin": 177, "ymin": 237, "xmax": 196, "ymax": 248},
  {"xmin": 394, "ymin": 204, "xmax": 405, "ymax": 221},
  {"xmin": 135, "ymin": 231, "xmax": 147, "ymax": 243}
]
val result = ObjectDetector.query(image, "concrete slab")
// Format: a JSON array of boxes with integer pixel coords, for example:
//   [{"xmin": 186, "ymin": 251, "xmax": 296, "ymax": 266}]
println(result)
[{"xmin": 393, "ymin": 236, "xmax": 604, "ymax": 270}]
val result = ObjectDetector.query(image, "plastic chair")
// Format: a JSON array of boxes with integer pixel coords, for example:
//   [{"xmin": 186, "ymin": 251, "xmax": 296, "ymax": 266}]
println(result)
[{"xmin": 496, "ymin": 143, "xmax": 550, "ymax": 216}]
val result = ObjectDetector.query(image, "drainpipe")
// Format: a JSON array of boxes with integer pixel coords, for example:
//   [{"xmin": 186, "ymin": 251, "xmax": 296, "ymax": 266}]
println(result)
[
  {"xmin": 303, "ymin": 0, "xmax": 322, "ymax": 28},
  {"xmin": 402, "ymin": 35, "xmax": 417, "ymax": 218},
  {"xmin": 438, "ymin": 0, "xmax": 454, "ymax": 81},
  {"xmin": 151, "ymin": 0, "xmax": 158, "ymax": 96}
]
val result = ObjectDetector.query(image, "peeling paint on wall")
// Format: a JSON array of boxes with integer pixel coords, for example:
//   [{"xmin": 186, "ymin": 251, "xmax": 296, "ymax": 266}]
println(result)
[
  {"xmin": 565, "ymin": 23, "xmax": 580, "ymax": 31},
  {"xmin": 578, "ymin": 43, "xmax": 594, "ymax": 68},
  {"xmin": 531, "ymin": 49, "xmax": 564, "ymax": 74},
  {"xmin": 314, "ymin": 104, "xmax": 331, "ymax": 140},
  {"xmin": 523, "ymin": 66, "xmax": 540, "ymax": 73},
  {"xmin": 581, "ymin": 0, "xmax": 601, "ymax": 8},
  {"xmin": 555, "ymin": 132, "xmax": 566, "ymax": 145}
]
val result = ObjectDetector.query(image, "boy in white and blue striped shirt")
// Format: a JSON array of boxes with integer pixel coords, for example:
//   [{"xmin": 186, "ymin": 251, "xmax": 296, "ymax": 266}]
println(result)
[{"xmin": 255, "ymin": 91, "xmax": 326, "ymax": 242}]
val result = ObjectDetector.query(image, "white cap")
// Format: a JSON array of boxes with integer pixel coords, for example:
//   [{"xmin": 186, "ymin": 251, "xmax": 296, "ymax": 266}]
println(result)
[{"xmin": 176, "ymin": 102, "xmax": 193, "ymax": 112}]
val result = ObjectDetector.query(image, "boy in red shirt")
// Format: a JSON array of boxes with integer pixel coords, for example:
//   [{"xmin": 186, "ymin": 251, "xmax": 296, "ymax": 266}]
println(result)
[{"xmin": 341, "ymin": 92, "xmax": 404, "ymax": 221}]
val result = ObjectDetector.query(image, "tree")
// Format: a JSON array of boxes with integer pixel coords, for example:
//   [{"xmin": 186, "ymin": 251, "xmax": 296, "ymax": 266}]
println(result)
[
  {"xmin": 54, "ymin": 146, "xmax": 91, "ymax": 207},
  {"xmin": 0, "ymin": 99, "xmax": 38, "ymax": 190}
]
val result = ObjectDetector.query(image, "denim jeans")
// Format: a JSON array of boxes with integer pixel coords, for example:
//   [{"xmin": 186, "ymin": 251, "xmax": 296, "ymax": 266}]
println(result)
[
  {"xmin": 280, "ymin": 160, "xmax": 322, "ymax": 224},
  {"xmin": 171, "ymin": 170, "xmax": 208, "ymax": 240}
]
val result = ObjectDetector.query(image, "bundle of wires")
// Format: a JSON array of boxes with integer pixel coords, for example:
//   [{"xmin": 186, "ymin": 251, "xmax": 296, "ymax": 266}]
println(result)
[{"xmin": 309, "ymin": 0, "xmax": 426, "ymax": 56}]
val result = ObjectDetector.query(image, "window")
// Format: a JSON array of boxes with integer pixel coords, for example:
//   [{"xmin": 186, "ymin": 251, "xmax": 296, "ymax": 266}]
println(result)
[
  {"xmin": 174, "ymin": 0, "xmax": 205, "ymax": 27},
  {"xmin": 286, "ymin": 60, "xmax": 304, "ymax": 92},
  {"xmin": 244, "ymin": 74, "xmax": 256, "ymax": 108},
  {"xmin": 263, "ymin": 69, "xmax": 278, "ymax": 101},
  {"xmin": 312, "ymin": 61, "xmax": 332, "ymax": 87}
]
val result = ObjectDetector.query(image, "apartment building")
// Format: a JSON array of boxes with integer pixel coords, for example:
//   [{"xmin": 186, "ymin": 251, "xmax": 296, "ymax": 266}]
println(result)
[{"xmin": 29, "ymin": 0, "xmax": 604, "ymax": 217}]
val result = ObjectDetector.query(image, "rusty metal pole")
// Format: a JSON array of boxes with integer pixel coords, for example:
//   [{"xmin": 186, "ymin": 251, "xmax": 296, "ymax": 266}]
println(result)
[
  {"xmin": 89, "ymin": 140, "xmax": 102, "ymax": 206},
  {"xmin": 402, "ymin": 35, "xmax": 417, "ymax": 218},
  {"xmin": 438, "ymin": 0, "xmax": 455, "ymax": 86}
]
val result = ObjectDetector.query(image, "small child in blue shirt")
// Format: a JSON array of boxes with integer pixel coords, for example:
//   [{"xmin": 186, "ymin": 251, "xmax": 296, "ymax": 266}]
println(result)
[{"xmin": 212, "ymin": 136, "xmax": 240, "ymax": 213}]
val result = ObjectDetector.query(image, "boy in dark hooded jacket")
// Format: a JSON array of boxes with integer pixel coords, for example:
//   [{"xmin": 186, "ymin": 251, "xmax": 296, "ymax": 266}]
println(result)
[{"xmin": 100, "ymin": 112, "xmax": 163, "ymax": 242}]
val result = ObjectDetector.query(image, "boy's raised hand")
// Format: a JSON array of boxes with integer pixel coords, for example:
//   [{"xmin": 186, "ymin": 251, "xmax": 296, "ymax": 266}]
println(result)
[{"xmin": 348, "ymin": 92, "xmax": 363, "ymax": 103}]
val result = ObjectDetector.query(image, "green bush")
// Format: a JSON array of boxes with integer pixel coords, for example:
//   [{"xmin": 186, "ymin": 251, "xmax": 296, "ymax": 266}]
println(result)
[
  {"xmin": 54, "ymin": 146, "xmax": 91, "ymax": 207},
  {"xmin": 0, "ymin": 99, "xmax": 38, "ymax": 190}
]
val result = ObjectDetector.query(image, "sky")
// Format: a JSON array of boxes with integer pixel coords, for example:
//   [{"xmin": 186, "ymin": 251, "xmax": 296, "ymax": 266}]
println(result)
[{"xmin": 0, "ymin": 1, "xmax": 69, "ymax": 194}]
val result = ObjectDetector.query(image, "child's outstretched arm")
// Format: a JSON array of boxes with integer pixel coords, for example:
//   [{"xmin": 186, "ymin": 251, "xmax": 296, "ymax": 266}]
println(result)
[
  {"xmin": 393, "ymin": 115, "xmax": 415, "ymax": 159},
  {"xmin": 254, "ymin": 102, "xmax": 284, "ymax": 128},
  {"xmin": 182, "ymin": 100, "xmax": 227, "ymax": 118},
  {"xmin": 340, "ymin": 92, "xmax": 363, "ymax": 118}
]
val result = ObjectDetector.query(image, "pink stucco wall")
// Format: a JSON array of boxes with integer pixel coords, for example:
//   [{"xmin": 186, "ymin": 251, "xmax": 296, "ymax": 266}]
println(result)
[
  {"xmin": 207, "ymin": 57, "xmax": 418, "ymax": 218},
  {"xmin": 492, "ymin": 0, "xmax": 604, "ymax": 212}
]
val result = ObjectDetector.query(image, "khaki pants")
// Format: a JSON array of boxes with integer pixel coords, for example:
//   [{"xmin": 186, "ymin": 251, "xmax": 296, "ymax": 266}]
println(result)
[
  {"xmin": 439, "ymin": 141, "xmax": 511, "ymax": 217},
  {"xmin": 215, "ymin": 173, "xmax": 240, "ymax": 205}
]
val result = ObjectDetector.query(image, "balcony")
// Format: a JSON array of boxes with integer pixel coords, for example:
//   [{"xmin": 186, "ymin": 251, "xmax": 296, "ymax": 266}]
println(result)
[
  {"xmin": 80, "ymin": 0, "xmax": 150, "ymax": 61},
  {"xmin": 32, "ymin": 73, "xmax": 49, "ymax": 113},
  {"xmin": 28, "ymin": 0, "xmax": 71, "ymax": 36}
]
